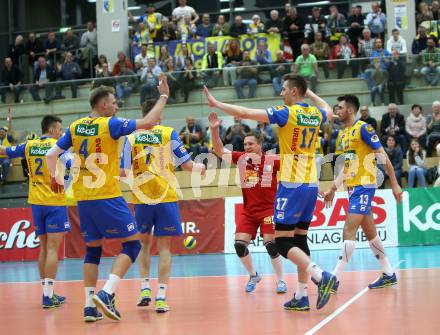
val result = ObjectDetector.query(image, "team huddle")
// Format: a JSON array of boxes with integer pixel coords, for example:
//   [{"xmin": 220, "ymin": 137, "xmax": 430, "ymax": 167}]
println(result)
[{"xmin": 1, "ymin": 73, "xmax": 403, "ymax": 321}]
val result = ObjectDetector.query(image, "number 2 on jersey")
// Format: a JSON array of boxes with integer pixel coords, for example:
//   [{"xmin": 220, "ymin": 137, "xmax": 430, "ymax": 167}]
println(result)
[
  {"xmin": 34, "ymin": 158, "xmax": 43, "ymax": 175},
  {"xmin": 300, "ymin": 128, "xmax": 316, "ymax": 149}
]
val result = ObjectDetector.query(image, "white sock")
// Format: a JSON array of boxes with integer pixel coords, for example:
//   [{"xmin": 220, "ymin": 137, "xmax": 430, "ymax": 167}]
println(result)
[
  {"xmin": 306, "ymin": 262, "xmax": 323, "ymax": 283},
  {"xmin": 295, "ymin": 282, "xmax": 308, "ymax": 299},
  {"xmin": 333, "ymin": 240, "xmax": 356, "ymax": 278},
  {"xmin": 157, "ymin": 283, "xmax": 168, "ymax": 300},
  {"xmin": 44, "ymin": 278, "xmax": 54, "ymax": 298},
  {"xmin": 368, "ymin": 236, "xmax": 393, "ymax": 276},
  {"xmin": 141, "ymin": 278, "xmax": 150, "ymax": 291},
  {"xmin": 239, "ymin": 254, "xmax": 256, "ymax": 276},
  {"xmin": 85, "ymin": 287, "xmax": 96, "ymax": 308},
  {"xmin": 102, "ymin": 274, "xmax": 121, "ymax": 295},
  {"xmin": 270, "ymin": 255, "xmax": 284, "ymax": 281},
  {"xmin": 41, "ymin": 279, "xmax": 46, "ymax": 296}
]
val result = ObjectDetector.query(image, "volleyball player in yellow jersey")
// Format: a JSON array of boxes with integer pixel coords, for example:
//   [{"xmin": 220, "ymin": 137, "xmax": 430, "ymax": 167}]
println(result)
[
  {"xmin": 46, "ymin": 75, "xmax": 170, "ymax": 322},
  {"xmin": 323, "ymin": 95, "xmax": 402, "ymax": 291},
  {"xmin": 120, "ymin": 101, "xmax": 205, "ymax": 313},
  {"xmin": 1, "ymin": 115, "xmax": 71, "ymax": 308},
  {"xmin": 204, "ymin": 74, "xmax": 338, "ymax": 311}
]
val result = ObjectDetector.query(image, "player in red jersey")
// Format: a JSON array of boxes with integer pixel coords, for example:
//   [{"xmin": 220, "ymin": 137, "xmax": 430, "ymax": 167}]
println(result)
[{"xmin": 208, "ymin": 112, "xmax": 287, "ymax": 293}]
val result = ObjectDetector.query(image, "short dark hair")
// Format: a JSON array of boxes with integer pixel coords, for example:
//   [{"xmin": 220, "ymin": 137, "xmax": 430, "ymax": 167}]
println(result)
[
  {"xmin": 89, "ymin": 86, "xmax": 115, "ymax": 109},
  {"xmin": 411, "ymin": 104, "xmax": 422, "ymax": 111},
  {"xmin": 41, "ymin": 115, "xmax": 62, "ymax": 134},
  {"xmin": 282, "ymin": 74, "xmax": 308, "ymax": 96},
  {"xmin": 142, "ymin": 100, "xmax": 156, "ymax": 117},
  {"xmin": 245, "ymin": 130, "xmax": 263, "ymax": 144},
  {"xmin": 337, "ymin": 94, "xmax": 360, "ymax": 112},
  {"xmin": 392, "ymin": 28, "xmax": 399, "ymax": 33}
]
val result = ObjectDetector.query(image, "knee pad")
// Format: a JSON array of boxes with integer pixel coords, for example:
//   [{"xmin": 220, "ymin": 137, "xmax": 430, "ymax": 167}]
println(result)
[
  {"xmin": 293, "ymin": 234, "xmax": 310, "ymax": 256},
  {"xmin": 84, "ymin": 246, "xmax": 102, "ymax": 265},
  {"xmin": 264, "ymin": 240, "xmax": 279, "ymax": 259},
  {"xmin": 121, "ymin": 240, "xmax": 141, "ymax": 263},
  {"xmin": 275, "ymin": 237, "xmax": 295, "ymax": 259},
  {"xmin": 295, "ymin": 221, "xmax": 311, "ymax": 231},
  {"xmin": 234, "ymin": 240, "xmax": 249, "ymax": 258}
]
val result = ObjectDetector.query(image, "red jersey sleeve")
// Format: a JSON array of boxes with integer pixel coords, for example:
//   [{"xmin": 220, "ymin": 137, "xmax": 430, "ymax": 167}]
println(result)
[
  {"xmin": 231, "ymin": 151, "xmax": 244, "ymax": 164},
  {"xmin": 265, "ymin": 154, "xmax": 281, "ymax": 172}
]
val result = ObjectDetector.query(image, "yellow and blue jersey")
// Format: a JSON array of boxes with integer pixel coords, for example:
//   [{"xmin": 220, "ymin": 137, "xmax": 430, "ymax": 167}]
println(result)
[
  {"xmin": 266, "ymin": 102, "xmax": 327, "ymax": 184},
  {"xmin": 341, "ymin": 120, "xmax": 382, "ymax": 187},
  {"xmin": 0, "ymin": 134, "xmax": 13, "ymax": 158},
  {"xmin": 6, "ymin": 136, "xmax": 69, "ymax": 206},
  {"xmin": 120, "ymin": 125, "xmax": 190, "ymax": 204},
  {"xmin": 56, "ymin": 116, "xmax": 136, "ymax": 201}
]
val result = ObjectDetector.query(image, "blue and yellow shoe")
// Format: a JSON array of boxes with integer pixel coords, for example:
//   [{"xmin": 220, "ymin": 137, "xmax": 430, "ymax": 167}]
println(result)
[
  {"xmin": 42, "ymin": 295, "xmax": 62, "ymax": 309},
  {"xmin": 245, "ymin": 273, "xmax": 262, "ymax": 293},
  {"xmin": 137, "ymin": 288, "xmax": 152, "ymax": 307},
  {"xmin": 368, "ymin": 273, "xmax": 397, "ymax": 289},
  {"xmin": 314, "ymin": 271, "xmax": 337, "ymax": 310},
  {"xmin": 276, "ymin": 280, "xmax": 288, "ymax": 294},
  {"xmin": 283, "ymin": 295, "xmax": 310, "ymax": 311},
  {"xmin": 330, "ymin": 280, "xmax": 339, "ymax": 294},
  {"xmin": 155, "ymin": 298, "xmax": 170, "ymax": 313},
  {"xmin": 92, "ymin": 290, "xmax": 121, "ymax": 321},
  {"xmin": 83, "ymin": 307, "xmax": 103, "ymax": 322},
  {"xmin": 53, "ymin": 293, "xmax": 66, "ymax": 304}
]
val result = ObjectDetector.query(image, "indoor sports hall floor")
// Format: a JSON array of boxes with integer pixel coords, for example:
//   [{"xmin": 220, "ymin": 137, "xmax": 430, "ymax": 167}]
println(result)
[{"xmin": 1, "ymin": 245, "xmax": 439, "ymax": 335}]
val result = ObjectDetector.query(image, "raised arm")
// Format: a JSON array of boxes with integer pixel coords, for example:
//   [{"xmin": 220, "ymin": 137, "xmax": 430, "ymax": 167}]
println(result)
[
  {"xmin": 7, "ymin": 107, "xmax": 13, "ymax": 137},
  {"xmin": 208, "ymin": 112, "xmax": 232, "ymax": 163},
  {"xmin": 305, "ymin": 88, "xmax": 333, "ymax": 122}
]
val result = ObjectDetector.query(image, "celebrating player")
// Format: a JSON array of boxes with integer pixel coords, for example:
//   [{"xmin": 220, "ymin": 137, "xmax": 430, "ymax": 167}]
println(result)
[
  {"xmin": 1, "ymin": 115, "xmax": 70, "ymax": 308},
  {"xmin": 46, "ymin": 75, "xmax": 170, "ymax": 322},
  {"xmin": 323, "ymin": 95, "xmax": 402, "ymax": 291},
  {"xmin": 120, "ymin": 101, "xmax": 205, "ymax": 313},
  {"xmin": 208, "ymin": 112, "xmax": 287, "ymax": 294},
  {"xmin": 204, "ymin": 75, "xmax": 337, "ymax": 311}
]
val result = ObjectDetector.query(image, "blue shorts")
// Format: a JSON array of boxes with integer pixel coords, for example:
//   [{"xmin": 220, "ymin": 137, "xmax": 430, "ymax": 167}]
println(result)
[
  {"xmin": 348, "ymin": 186, "xmax": 376, "ymax": 215},
  {"xmin": 77, "ymin": 197, "xmax": 138, "ymax": 243},
  {"xmin": 31, "ymin": 205, "xmax": 70, "ymax": 237},
  {"xmin": 134, "ymin": 202, "xmax": 182, "ymax": 237},
  {"xmin": 274, "ymin": 183, "xmax": 318, "ymax": 225}
]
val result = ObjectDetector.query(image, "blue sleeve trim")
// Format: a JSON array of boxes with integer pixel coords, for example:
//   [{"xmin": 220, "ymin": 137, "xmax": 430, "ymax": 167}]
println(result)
[
  {"xmin": 318, "ymin": 107, "xmax": 327, "ymax": 123},
  {"xmin": 360, "ymin": 123, "xmax": 382, "ymax": 150},
  {"xmin": 266, "ymin": 105, "xmax": 289, "ymax": 127},
  {"xmin": 6, "ymin": 143, "xmax": 26, "ymax": 158},
  {"xmin": 57, "ymin": 128, "xmax": 73, "ymax": 150},
  {"xmin": 109, "ymin": 117, "xmax": 137, "ymax": 140}
]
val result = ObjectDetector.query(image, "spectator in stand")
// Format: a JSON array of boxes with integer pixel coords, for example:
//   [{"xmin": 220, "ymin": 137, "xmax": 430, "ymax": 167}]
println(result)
[
  {"xmin": 157, "ymin": 45, "xmax": 172, "ymax": 72},
  {"xmin": 282, "ymin": 2, "xmax": 291, "ymax": 17},
  {"xmin": 270, "ymin": 50, "xmax": 290, "ymax": 95},
  {"xmin": 7, "ymin": 35, "xmax": 25, "ymax": 67},
  {"xmin": 95, "ymin": 54, "xmax": 110, "ymax": 76},
  {"xmin": 92, "ymin": 62, "xmax": 114, "ymax": 89},
  {"xmin": 112, "ymin": 51, "xmax": 133, "ymax": 76},
  {"xmin": 172, "ymin": 0, "xmax": 199, "ymax": 28},
  {"xmin": 79, "ymin": 21, "xmax": 98, "ymax": 75},
  {"xmin": 164, "ymin": 58, "xmax": 180, "ymax": 103},
  {"xmin": 366, "ymin": 2, "xmax": 386, "ymax": 40},
  {"xmin": 155, "ymin": 17, "xmax": 179, "ymax": 42},
  {"xmin": 234, "ymin": 51, "xmax": 258, "ymax": 99},
  {"xmin": 435, "ymin": 143, "xmax": 440, "ymax": 186},
  {"xmin": 179, "ymin": 116, "xmax": 207, "ymax": 157},
  {"xmin": 388, "ymin": 50, "xmax": 406, "ymax": 105},
  {"xmin": 196, "ymin": 13, "xmax": 213, "ymax": 38},
  {"xmin": 426, "ymin": 101, "xmax": 440, "ymax": 156},
  {"xmin": 358, "ymin": 106, "xmax": 378, "ymax": 131},
  {"xmin": 255, "ymin": 121, "xmax": 276, "ymax": 152},
  {"xmin": 332, "ymin": 35, "xmax": 357, "ymax": 79},
  {"xmin": 411, "ymin": 25, "xmax": 429, "ymax": 55},
  {"xmin": 25, "ymin": 32, "xmax": 44, "ymax": 70},
  {"xmin": 115, "ymin": 62, "xmax": 136, "ymax": 107},
  {"xmin": 212, "ymin": 15, "xmax": 230, "ymax": 37},
  {"xmin": 407, "ymin": 139, "xmax": 427, "ymax": 187},
  {"xmin": 132, "ymin": 22, "xmax": 150, "ymax": 56},
  {"xmin": 0, "ymin": 114, "xmax": 14, "ymax": 184},
  {"xmin": 284, "ymin": 7, "xmax": 306, "ymax": 59},
  {"xmin": 254, "ymin": 40, "xmax": 272, "ymax": 78},
  {"xmin": 134, "ymin": 44, "xmax": 149, "ymax": 70},
  {"xmin": 370, "ymin": 38, "xmax": 391, "ymax": 70},
  {"xmin": 421, "ymin": 37, "xmax": 440, "ymax": 86},
  {"xmin": 432, "ymin": 1, "xmax": 440, "ymax": 20},
  {"xmin": 140, "ymin": 57, "xmax": 162, "ymax": 104},
  {"xmin": 222, "ymin": 39, "xmax": 243, "ymax": 87},
  {"xmin": 358, "ymin": 28, "xmax": 375, "ymax": 71},
  {"xmin": 326, "ymin": 5, "xmax": 346, "ymax": 46},
  {"xmin": 29, "ymin": 57, "xmax": 56, "ymax": 103},
  {"xmin": 0, "ymin": 57, "xmax": 23, "ymax": 104},
  {"xmin": 225, "ymin": 117, "xmax": 251, "ymax": 152},
  {"xmin": 306, "ymin": 7, "xmax": 326, "ymax": 44},
  {"xmin": 380, "ymin": 103, "xmax": 407, "ymax": 153},
  {"xmin": 347, "ymin": 5, "xmax": 365, "ymax": 51},
  {"xmin": 201, "ymin": 42, "xmax": 223, "ymax": 88},
  {"xmin": 416, "ymin": 1, "xmax": 433, "ymax": 27},
  {"xmin": 292, "ymin": 43, "xmax": 318, "ymax": 92},
  {"xmin": 386, "ymin": 28, "xmax": 407, "ymax": 55},
  {"xmin": 44, "ymin": 32, "xmax": 60, "ymax": 65},
  {"xmin": 247, "ymin": 14, "xmax": 265, "ymax": 36},
  {"xmin": 55, "ymin": 51, "xmax": 82, "ymax": 99},
  {"xmin": 180, "ymin": 15, "xmax": 197, "ymax": 42},
  {"xmin": 310, "ymin": 31, "xmax": 330, "ymax": 79},
  {"xmin": 369, "ymin": 59, "xmax": 388, "ymax": 106},
  {"xmin": 61, "ymin": 30, "xmax": 79, "ymax": 53},
  {"xmin": 265, "ymin": 10, "xmax": 284, "ymax": 35},
  {"xmin": 379, "ymin": 135, "xmax": 403, "ymax": 187},
  {"xmin": 406, "ymin": 104, "xmax": 427, "ymax": 148},
  {"xmin": 175, "ymin": 43, "xmax": 194, "ymax": 70},
  {"xmin": 178, "ymin": 57, "xmax": 198, "ymax": 102},
  {"xmin": 230, "ymin": 16, "xmax": 248, "ymax": 38},
  {"xmin": 128, "ymin": 4, "xmax": 162, "ymax": 41}
]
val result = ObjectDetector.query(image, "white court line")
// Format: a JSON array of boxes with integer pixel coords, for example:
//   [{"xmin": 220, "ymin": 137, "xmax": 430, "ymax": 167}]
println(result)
[{"xmin": 304, "ymin": 260, "xmax": 405, "ymax": 335}]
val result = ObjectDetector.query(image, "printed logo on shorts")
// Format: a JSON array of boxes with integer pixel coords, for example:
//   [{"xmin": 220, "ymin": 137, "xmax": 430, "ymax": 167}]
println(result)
[
  {"xmin": 64, "ymin": 222, "xmax": 70, "ymax": 229},
  {"xmin": 127, "ymin": 223, "xmax": 135, "ymax": 232},
  {"xmin": 263, "ymin": 216, "xmax": 274, "ymax": 225},
  {"xmin": 276, "ymin": 212, "xmax": 284, "ymax": 220}
]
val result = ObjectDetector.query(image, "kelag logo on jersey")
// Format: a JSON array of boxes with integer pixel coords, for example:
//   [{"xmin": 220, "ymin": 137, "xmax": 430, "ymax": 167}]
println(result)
[
  {"xmin": 297, "ymin": 114, "xmax": 320, "ymax": 127},
  {"xmin": 29, "ymin": 146, "xmax": 51, "ymax": 156},
  {"xmin": 135, "ymin": 133, "xmax": 162, "ymax": 145},
  {"xmin": 75, "ymin": 124, "xmax": 99, "ymax": 136}
]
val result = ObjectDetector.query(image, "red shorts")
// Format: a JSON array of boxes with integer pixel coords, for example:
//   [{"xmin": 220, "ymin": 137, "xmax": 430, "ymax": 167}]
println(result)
[{"xmin": 236, "ymin": 212, "xmax": 275, "ymax": 240}]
